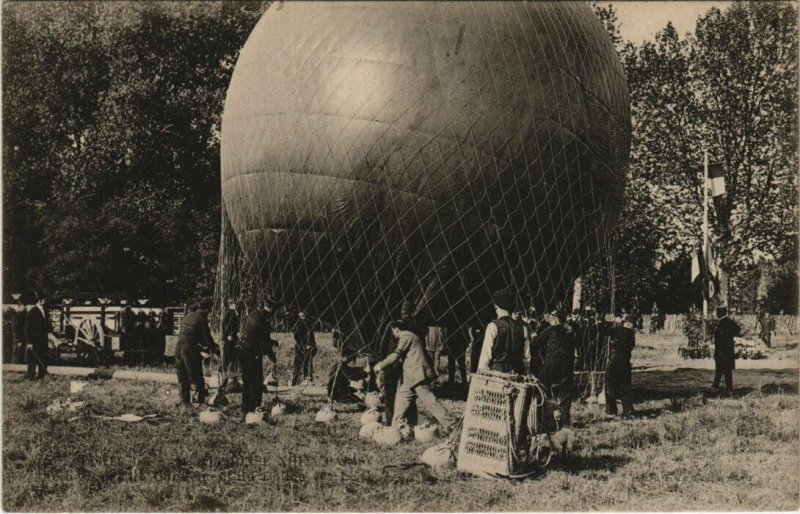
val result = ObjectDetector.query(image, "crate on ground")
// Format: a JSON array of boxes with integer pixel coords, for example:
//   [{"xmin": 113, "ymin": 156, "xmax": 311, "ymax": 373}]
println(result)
[{"xmin": 457, "ymin": 370, "xmax": 545, "ymax": 478}]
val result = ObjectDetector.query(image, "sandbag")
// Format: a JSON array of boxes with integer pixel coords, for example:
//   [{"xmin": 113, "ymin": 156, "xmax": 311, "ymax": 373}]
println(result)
[
  {"xmin": 414, "ymin": 423, "xmax": 437, "ymax": 443},
  {"xmin": 315, "ymin": 406, "xmax": 337, "ymax": 423},
  {"xmin": 420, "ymin": 442, "xmax": 456, "ymax": 469},
  {"xmin": 360, "ymin": 408, "xmax": 381, "ymax": 426},
  {"xmin": 359, "ymin": 421, "xmax": 383, "ymax": 439},
  {"xmin": 374, "ymin": 426, "xmax": 402, "ymax": 446},
  {"xmin": 245, "ymin": 411, "xmax": 265, "ymax": 425},
  {"xmin": 397, "ymin": 422, "xmax": 414, "ymax": 441},
  {"xmin": 199, "ymin": 410, "xmax": 222, "ymax": 424},
  {"xmin": 550, "ymin": 428, "xmax": 576, "ymax": 454}
]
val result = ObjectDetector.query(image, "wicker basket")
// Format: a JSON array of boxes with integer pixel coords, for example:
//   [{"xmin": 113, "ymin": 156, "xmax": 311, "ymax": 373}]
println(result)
[{"xmin": 457, "ymin": 370, "xmax": 543, "ymax": 478}]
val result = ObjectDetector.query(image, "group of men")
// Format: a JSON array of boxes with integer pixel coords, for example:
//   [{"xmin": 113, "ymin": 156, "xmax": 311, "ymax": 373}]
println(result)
[
  {"xmin": 371, "ymin": 289, "xmax": 641, "ymax": 434},
  {"xmin": 2, "ymin": 294, "xmax": 52, "ymax": 380},
  {"xmin": 175, "ymin": 299, "xmax": 318, "ymax": 417}
]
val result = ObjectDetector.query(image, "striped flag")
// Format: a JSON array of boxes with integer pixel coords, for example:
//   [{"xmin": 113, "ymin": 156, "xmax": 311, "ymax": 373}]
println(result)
[
  {"xmin": 691, "ymin": 244, "xmax": 719, "ymax": 302},
  {"xmin": 707, "ymin": 163, "xmax": 730, "ymax": 236},
  {"xmin": 708, "ymin": 163, "xmax": 726, "ymax": 197}
]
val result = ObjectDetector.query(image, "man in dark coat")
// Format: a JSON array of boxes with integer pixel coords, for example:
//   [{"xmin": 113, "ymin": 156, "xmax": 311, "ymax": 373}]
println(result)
[
  {"xmin": 532, "ymin": 310, "xmax": 576, "ymax": 429},
  {"xmin": 468, "ymin": 321, "xmax": 485, "ymax": 375},
  {"xmin": 757, "ymin": 308, "xmax": 774, "ymax": 348},
  {"xmin": 477, "ymin": 289, "xmax": 529, "ymax": 374},
  {"xmin": 222, "ymin": 300, "xmax": 241, "ymax": 375},
  {"xmin": 238, "ymin": 303, "xmax": 278, "ymax": 415},
  {"xmin": 606, "ymin": 317, "xmax": 635, "ymax": 416},
  {"xmin": 24, "ymin": 295, "xmax": 51, "ymax": 379},
  {"xmin": 713, "ymin": 306, "xmax": 741, "ymax": 394},
  {"xmin": 2, "ymin": 307, "xmax": 13, "ymax": 363},
  {"xmin": 291, "ymin": 311, "xmax": 316, "ymax": 385},
  {"xmin": 175, "ymin": 303, "xmax": 216, "ymax": 407},
  {"xmin": 11, "ymin": 303, "xmax": 27, "ymax": 364}
]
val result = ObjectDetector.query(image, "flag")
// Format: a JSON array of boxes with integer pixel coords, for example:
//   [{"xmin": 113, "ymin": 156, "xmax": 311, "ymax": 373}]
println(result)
[
  {"xmin": 708, "ymin": 163, "xmax": 726, "ymax": 197},
  {"xmin": 707, "ymin": 163, "xmax": 730, "ymax": 237},
  {"xmin": 691, "ymin": 244, "xmax": 719, "ymax": 303}
]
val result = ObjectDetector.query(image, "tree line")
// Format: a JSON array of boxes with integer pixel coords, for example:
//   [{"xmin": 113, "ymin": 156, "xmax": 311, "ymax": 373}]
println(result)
[{"xmin": 2, "ymin": 1, "xmax": 797, "ymax": 313}]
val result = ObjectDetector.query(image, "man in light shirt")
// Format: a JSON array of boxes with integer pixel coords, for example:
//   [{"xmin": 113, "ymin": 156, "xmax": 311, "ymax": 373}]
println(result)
[
  {"xmin": 477, "ymin": 289, "xmax": 530, "ymax": 374},
  {"xmin": 374, "ymin": 319, "xmax": 455, "ymax": 432}
]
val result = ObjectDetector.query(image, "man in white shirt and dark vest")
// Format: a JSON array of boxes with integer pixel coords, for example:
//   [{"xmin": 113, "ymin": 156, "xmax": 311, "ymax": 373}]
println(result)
[{"xmin": 477, "ymin": 289, "xmax": 530, "ymax": 374}]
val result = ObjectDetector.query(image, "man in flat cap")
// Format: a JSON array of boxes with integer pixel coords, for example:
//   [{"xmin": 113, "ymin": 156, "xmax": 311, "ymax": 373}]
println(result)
[{"xmin": 477, "ymin": 288, "xmax": 529, "ymax": 374}]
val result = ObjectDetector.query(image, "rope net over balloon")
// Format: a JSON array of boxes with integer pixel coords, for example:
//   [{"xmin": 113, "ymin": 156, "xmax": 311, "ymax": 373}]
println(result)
[{"xmin": 212, "ymin": 2, "xmax": 630, "ymax": 397}]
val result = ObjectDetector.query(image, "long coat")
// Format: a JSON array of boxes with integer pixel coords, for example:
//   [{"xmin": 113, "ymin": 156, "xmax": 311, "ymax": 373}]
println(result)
[
  {"xmin": 177, "ymin": 310, "xmax": 215, "ymax": 351},
  {"xmin": 714, "ymin": 316, "xmax": 741, "ymax": 371},
  {"xmin": 533, "ymin": 324, "xmax": 576, "ymax": 394},
  {"xmin": 239, "ymin": 310, "xmax": 277, "ymax": 362},
  {"xmin": 24, "ymin": 306, "xmax": 50, "ymax": 352},
  {"xmin": 292, "ymin": 318, "xmax": 316, "ymax": 355}
]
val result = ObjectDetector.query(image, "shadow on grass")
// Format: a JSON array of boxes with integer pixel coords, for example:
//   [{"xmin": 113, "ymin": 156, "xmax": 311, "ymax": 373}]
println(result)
[
  {"xmin": 554, "ymin": 453, "xmax": 631, "ymax": 474},
  {"xmin": 630, "ymin": 368, "xmax": 799, "ymax": 403}
]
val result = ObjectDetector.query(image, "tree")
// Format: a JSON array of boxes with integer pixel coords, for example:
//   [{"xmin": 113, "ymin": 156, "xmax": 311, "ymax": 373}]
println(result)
[
  {"xmin": 2, "ymin": 1, "xmax": 265, "ymax": 301},
  {"xmin": 591, "ymin": 2, "xmax": 797, "ymax": 313}
]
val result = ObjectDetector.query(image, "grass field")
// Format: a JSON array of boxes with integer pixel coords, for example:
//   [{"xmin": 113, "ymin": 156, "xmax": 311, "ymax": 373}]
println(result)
[{"xmin": 3, "ymin": 333, "xmax": 799, "ymax": 511}]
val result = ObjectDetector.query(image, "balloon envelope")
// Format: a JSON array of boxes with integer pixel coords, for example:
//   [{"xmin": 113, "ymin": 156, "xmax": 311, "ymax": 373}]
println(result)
[{"xmin": 221, "ymin": 1, "xmax": 630, "ymax": 347}]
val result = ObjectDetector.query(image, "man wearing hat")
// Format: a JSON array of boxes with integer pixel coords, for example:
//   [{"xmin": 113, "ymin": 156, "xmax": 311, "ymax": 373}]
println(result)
[
  {"xmin": 476, "ymin": 289, "xmax": 529, "ymax": 374},
  {"xmin": 222, "ymin": 300, "xmax": 241, "ymax": 376},
  {"xmin": 238, "ymin": 301, "xmax": 278, "ymax": 415},
  {"xmin": 605, "ymin": 315, "xmax": 636, "ymax": 417},
  {"xmin": 291, "ymin": 311, "xmax": 316, "ymax": 385},
  {"xmin": 24, "ymin": 292, "xmax": 51, "ymax": 380},
  {"xmin": 531, "ymin": 308, "xmax": 576, "ymax": 429},
  {"xmin": 375, "ymin": 301, "xmax": 421, "ymax": 425},
  {"xmin": 174, "ymin": 302, "xmax": 216, "ymax": 408},
  {"xmin": 713, "ymin": 306, "xmax": 741, "ymax": 394},
  {"xmin": 374, "ymin": 319, "xmax": 455, "ymax": 431}
]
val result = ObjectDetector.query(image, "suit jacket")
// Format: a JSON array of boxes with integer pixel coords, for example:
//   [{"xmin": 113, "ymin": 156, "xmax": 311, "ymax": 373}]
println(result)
[
  {"xmin": 714, "ymin": 316, "xmax": 741, "ymax": 370},
  {"xmin": 24, "ymin": 306, "xmax": 50, "ymax": 352},
  {"xmin": 391, "ymin": 330, "xmax": 437, "ymax": 388},
  {"xmin": 177, "ymin": 310, "xmax": 215, "ymax": 351},
  {"xmin": 293, "ymin": 318, "xmax": 316, "ymax": 353},
  {"xmin": 238, "ymin": 310, "xmax": 277, "ymax": 362},
  {"xmin": 607, "ymin": 325, "xmax": 635, "ymax": 373}
]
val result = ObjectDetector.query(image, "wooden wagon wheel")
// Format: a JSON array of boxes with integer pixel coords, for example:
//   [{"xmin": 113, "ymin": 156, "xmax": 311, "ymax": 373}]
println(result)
[{"xmin": 74, "ymin": 318, "xmax": 103, "ymax": 366}]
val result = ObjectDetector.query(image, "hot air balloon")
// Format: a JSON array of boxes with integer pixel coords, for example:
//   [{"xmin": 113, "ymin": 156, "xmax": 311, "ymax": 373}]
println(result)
[{"xmin": 220, "ymin": 1, "xmax": 630, "ymax": 352}]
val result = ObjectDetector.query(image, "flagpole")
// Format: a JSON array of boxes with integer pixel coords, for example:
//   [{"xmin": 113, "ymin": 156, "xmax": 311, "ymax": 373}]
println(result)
[{"xmin": 703, "ymin": 148, "xmax": 709, "ymax": 318}]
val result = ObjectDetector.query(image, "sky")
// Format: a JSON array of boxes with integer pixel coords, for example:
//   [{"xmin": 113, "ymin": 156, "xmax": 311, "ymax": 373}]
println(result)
[{"xmin": 614, "ymin": 2, "xmax": 732, "ymax": 43}]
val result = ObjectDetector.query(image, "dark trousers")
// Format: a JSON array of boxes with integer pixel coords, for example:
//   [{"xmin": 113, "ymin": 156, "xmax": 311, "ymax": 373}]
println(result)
[
  {"xmin": 175, "ymin": 343, "xmax": 205, "ymax": 405},
  {"xmin": 25, "ymin": 346, "xmax": 48, "ymax": 379},
  {"xmin": 240, "ymin": 354, "xmax": 263, "ymax": 413},
  {"xmin": 224, "ymin": 339, "xmax": 239, "ymax": 373},
  {"xmin": 12, "ymin": 341, "xmax": 26, "ymax": 364},
  {"xmin": 469, "ymin": 341, "xmax": 483, "ymax": 374},
  {"xmin": 606, "ymin": 361, "xmax": 634, "ymax": 415},
  {"xmin": 291, "ymin": 349, "xmax": 314, "ymax": 385},
  {"xmin": 713, "ymin": 367, "xmax": 733, "ymax": 391}
]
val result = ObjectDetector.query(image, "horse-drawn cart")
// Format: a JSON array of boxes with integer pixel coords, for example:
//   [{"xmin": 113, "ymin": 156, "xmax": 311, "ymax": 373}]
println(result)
[{"xmin": 38, "ymin": 299, "xmax": 187, "ymax": 365}]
